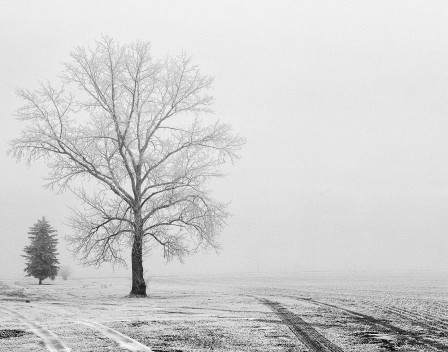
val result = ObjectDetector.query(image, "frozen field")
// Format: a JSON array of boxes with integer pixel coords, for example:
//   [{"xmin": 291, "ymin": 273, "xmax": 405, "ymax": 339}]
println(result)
[{"xmin": 0, "ymin": 272, "xmax": 447, "ymax": 351}]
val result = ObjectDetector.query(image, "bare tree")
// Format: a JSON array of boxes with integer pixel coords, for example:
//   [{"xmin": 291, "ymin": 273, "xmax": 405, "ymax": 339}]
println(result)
[
  {"xmin": 9, "ymin": 37, "xmax": 244, "ymax": 296},
  {"xmin": 59, "ymin": 265, "xmax": 72, "ymax": 280}
]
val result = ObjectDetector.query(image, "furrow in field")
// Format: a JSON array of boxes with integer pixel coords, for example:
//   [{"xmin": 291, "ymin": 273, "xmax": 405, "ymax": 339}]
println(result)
[
  {"xmin": 77, "ymin": 320, "xmax": 152, "ymax": 352},
  {"xmin": 0, "ymin": 307, "xmax": 71, "ymax": 352},
  {"xmin": 257, "ymin": 298, "xmax": 344, "ymax": 352},
  {"xmin": 435, "ymin": 306, "xmax": 448, "ymax": 318},
  {"xmin": 289, "ymin": 296, "xmax": 448, "ymax": 352},
  {"xmin": 372, "ymin": 304, "xmax": 448, "ymax": 332}
]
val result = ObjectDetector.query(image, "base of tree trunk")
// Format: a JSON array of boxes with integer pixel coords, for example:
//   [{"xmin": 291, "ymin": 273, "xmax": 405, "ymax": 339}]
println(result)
[{"xmin": 127, "ymin": 292, "xmax": 147, "ymax": 298}]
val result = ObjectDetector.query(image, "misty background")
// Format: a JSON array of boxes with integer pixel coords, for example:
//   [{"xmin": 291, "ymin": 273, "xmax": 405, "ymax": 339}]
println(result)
[{"xmin": 1, "ymin": 0, "xmax": 447, "ymax": 279}]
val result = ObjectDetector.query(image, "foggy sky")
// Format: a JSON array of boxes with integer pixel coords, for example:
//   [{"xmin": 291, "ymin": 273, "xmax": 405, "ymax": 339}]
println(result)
[{"xmin": 1, "ymin": 0, "xmax": 447, "ymax": 279}]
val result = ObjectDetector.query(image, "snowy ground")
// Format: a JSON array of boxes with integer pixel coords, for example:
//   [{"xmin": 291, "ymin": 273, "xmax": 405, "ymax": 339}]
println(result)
[{"xmin": 0, "ymin": 272, "xmax": 447, "ymax": 351}]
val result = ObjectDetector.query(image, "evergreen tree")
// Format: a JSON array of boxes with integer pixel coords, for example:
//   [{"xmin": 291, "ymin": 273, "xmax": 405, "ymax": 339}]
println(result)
[{"xmin": 22, "ymin": 217, "xmax": 60, "ymax": 284}]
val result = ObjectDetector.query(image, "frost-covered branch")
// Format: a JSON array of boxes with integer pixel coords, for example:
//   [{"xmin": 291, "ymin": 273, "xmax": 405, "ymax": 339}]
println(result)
[{"xmin": 9, "ymin": 36, "xmax": 244, "ymax": 296}]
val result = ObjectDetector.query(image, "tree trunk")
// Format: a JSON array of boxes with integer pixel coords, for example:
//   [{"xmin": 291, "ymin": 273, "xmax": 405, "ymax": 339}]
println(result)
[
  {"xmin": 130, "ymin": 211, "xmax": 146, "ymax": 296},
  {"xmin": 39, "ymin": 278, "xmax": 42, "ymax": 285}
]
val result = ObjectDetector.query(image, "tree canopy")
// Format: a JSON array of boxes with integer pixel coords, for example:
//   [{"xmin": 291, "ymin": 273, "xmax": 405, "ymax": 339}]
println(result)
[{"xmin": 22, "ymin": 217, "xmax": 59, "ymax": 284}]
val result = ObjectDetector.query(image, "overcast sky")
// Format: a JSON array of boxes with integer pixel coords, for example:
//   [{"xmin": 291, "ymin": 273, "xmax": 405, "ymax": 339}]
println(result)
[{"xmin": 1, "ymin": 0, "xmax": 448, "ymax": 279}]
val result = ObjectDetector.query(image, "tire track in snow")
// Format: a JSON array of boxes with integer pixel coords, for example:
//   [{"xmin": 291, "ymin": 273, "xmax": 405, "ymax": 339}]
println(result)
[
  {"xmin": 77, "ymin": 320, "xmax": 153, "ymax": 351},
  {"xmin": 4, "ymin": 304, "xmax": 153, "ymax": 351},
  {"xmin": 372, "ymin": 303, "xmax": 448, "ymax": 333},
  {"xmin": 0, "ymin": 307, "xmax": 71, "ymax": 352},
  {"xmin": 256, "ymin": 298, "xmax": 344, "ymax": 352},
  {"xmin": 288, "ymin": 296, "xmax": 448, "ymax": 352}
]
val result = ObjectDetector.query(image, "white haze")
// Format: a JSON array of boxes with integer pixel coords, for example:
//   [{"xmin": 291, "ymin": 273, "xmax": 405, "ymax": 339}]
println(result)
[{"xmin": 0, "ymin": 0, "xmax": 447, "ymax": 279}]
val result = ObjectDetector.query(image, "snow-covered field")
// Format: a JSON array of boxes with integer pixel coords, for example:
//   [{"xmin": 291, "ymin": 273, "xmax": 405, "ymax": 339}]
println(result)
[{"xmin": 0, "ymin": 272, "xmax": 447, "ymax": 351}]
